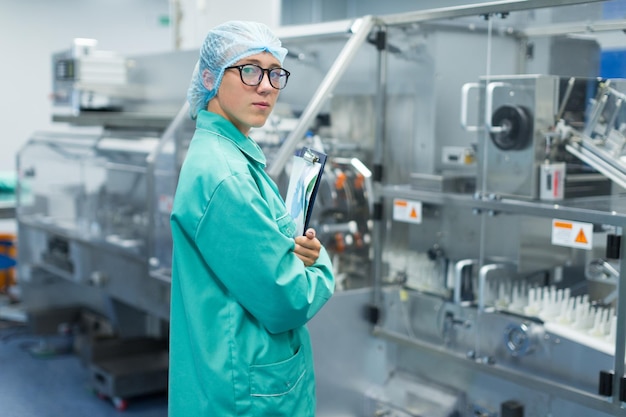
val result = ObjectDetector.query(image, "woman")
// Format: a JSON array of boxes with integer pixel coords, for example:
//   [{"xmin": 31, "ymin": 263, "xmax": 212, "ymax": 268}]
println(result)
[{"xmin": 168, "ymin": 20, "xmax": 335, "ymax": 416}]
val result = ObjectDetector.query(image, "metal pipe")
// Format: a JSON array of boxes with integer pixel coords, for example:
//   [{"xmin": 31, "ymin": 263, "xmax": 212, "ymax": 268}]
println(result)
[
  {"xmin": 565, "ymin": 143, "xmax": 626, "ymax": 191},
  {"xmin": 379, "ymin": 0, "xmax": 606, "ymax": 27},
  {"xmin": 612, "ymin": 230, "xmax": 626, "ymax": 404},
  {"xmin": 320, "ymin": 221, "xmax": 358, "ymax": 235},
  {"xmin": 146, "ymin": 101, "xmax": 190, "ymax": 282},
  {"xmin": 555, "ymin": 77, "xmax": 575, "ymax": 123},
  {"xmin": 276, "ymin": 19, "xmax": 355, "ymax": 42},
  {"xmin": 267, "ymin": 15, "xmax": 378, "ymax": 180},
  {"xmin": 523, "ymin": 18, "xmax": 626, "ymax": 38},
  {"xmin": 584, "ymin": 92, "xmax": 608, "ymax": 138},
  {"xmin": 605, "ymin": 99, "xmax": 623, "ymax": 140},
  {"xmin": 371, "ymin": 24, "xmax": 388, "ymax": 311},
  {"xmin": 169, "ymin": 0, "xmax": 182, "ymax": 50}
]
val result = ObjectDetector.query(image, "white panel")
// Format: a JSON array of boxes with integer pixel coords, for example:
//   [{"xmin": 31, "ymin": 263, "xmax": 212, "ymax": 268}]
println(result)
[{"xmin": 178, "ymin": 0, "xmax": 282, "ymax": 49}]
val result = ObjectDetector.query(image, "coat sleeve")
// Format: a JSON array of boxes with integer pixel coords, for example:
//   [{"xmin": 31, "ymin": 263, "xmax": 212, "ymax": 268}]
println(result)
[{"xmin": 193, "ymin": 172, "xmax": 335, "ymax": 334}]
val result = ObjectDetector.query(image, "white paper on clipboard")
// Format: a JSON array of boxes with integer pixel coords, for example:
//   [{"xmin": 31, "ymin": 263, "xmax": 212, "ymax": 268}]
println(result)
[{"xmin": 284, "ymin": 147, "xmax": 327, "ymax": 237}]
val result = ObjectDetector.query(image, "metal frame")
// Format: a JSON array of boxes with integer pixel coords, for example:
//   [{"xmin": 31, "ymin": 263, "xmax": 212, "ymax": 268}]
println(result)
[
  {"xmin": 268, "ymin": 15, "xmax": 379, "ymax": 179},
  {"xmin": 146, "ymin": 101, "xmax": 190, "ymax": 283}
]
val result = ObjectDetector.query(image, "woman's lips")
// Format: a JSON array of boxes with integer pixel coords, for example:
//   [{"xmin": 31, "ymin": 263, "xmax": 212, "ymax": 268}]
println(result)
[{"xmin": 253, "ymin": 101, "xmax": 270, "ymax": 109}]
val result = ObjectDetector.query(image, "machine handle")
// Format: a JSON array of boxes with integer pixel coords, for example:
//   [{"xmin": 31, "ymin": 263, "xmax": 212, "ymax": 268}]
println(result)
[
  {"xmin": 486, "ymin": 82, "xmax": 510, "ymax": 133},
  {"xmin": 478, "ymin": 262, "xmax": 515, "ymax": 312},
  {"xmin": 460, "ymin": 82, "xmax": 482, "ymax": 132},
  {"xmin": 453, "ymin": 258, "xmax": 477, "ymax": 304}
]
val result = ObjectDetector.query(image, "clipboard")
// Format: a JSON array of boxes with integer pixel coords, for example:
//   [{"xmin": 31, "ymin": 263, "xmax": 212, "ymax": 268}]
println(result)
[{"xmin": 284, "ymin": 147, "xmax": 327, "ymax": 236}]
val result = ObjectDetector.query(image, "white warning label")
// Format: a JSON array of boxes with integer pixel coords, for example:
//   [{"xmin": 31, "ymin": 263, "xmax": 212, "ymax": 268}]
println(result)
[
  {"xmin": 551, "ymin": 219, "xmax": 593, "ymax": 250},
  {"xmin": 393, "ymin": 199, "xmax": 422, "ymax": 224}
]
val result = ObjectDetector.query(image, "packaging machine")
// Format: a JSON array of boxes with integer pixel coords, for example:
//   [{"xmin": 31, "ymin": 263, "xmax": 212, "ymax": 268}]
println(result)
[
  {"xmin": 364, "ymin": 3, "xmax": 626, "ymax": 416},
  {"xmin": 15, "ymin": 1, "xmax": 626, "ymax": 415}
]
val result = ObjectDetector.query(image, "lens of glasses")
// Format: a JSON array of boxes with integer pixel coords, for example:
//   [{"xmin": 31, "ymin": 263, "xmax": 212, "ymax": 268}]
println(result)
[
  {"xmin": 239, "ymin": 64, "xmax": 288, "ymax": 89},
  {"xmin": 240, "ymin": 65, "xmax": 261, "ymax": 84},
  {"xmin": 268, "ymin": 68, "xmax": 288, "ymax": 89}
]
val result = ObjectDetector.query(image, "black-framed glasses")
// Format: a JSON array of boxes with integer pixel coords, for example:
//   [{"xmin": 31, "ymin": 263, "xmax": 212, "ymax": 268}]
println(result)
[{"xmin": 225, "ymin": 64, "xmax": 290, "ymax": 90}]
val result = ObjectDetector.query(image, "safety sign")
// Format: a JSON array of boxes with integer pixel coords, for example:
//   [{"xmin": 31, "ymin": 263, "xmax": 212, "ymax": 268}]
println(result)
[
  {"xmin": 551, "ymin": 219, "xmax": 593, "ymax": 250},
  {"xmin": 393, "ymin": 199, "xmax": 422, "ymax": 224}
]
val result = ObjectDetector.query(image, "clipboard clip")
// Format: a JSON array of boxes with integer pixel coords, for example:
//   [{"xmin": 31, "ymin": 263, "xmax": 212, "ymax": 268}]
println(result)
[{"xmin": 302, "ymin": 148, "xmax": 320, "ymax": 164}]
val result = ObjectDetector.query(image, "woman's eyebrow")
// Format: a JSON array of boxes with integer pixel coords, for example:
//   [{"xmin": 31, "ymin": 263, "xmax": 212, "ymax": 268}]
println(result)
[{"xmin": 238, "ymin": 58, "xmax": 281, "ymax": 67}]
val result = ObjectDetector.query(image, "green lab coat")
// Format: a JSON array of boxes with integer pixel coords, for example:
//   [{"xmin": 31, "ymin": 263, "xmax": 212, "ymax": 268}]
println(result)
[{"xmin": 168, "ymin": 111, "xmax": 335, "ymax": 416}]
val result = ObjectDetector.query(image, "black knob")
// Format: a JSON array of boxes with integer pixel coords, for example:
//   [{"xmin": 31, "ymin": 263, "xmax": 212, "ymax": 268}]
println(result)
[
  {"xmin": 606, "ymin": 234, "xmax": 621, "ymax": 260},
  {"xmin": 501, "ymin": 399, "xmax": 524, "ymax": 417},
  {"xmin": 490, "ymin": 105, "xmax": 533, "ymax": 151},
  {"xmin": 599, "ymin": 370, "xmax": 613, "ymax": 396}
]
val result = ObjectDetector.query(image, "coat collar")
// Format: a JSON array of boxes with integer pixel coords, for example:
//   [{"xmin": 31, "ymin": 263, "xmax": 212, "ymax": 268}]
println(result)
[{"xmin": 196, "ymin": 110, "xmax": 267, "ymax": 167}]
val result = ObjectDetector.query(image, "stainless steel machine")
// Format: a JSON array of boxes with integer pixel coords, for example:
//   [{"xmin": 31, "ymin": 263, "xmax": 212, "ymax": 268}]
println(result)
[
  {"xmin": 15, "ymin": 1, "xmax": 626, "ymax": 415},
  {"xmin": 365, "ymin": 3, "xmax": 626, "ymax": 416},
  {"xmin": 16, "ymin": 40, "xmax": 198, "ymax": 408}
]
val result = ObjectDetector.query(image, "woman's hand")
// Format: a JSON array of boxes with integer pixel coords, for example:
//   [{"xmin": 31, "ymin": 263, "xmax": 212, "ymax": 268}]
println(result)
[{"xmin": 294, "ymin": 228, "xmax": 321, "ymax": 267}]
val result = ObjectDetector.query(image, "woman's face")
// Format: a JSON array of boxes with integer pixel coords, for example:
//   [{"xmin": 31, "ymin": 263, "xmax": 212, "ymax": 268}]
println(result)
[{"xmin": 208, "ymin": 52, "xmax": 282, "ymax": 136}]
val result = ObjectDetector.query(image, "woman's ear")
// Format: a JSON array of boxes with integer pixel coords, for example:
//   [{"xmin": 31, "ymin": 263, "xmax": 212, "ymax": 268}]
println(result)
[{"xmin": 202, "ymin": 69, "xmax": 214, "ymax": 90}]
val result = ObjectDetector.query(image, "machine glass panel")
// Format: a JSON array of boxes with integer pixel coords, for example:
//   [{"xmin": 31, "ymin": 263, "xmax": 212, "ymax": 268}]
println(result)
[{"xmin": 17, "ymin": 131, "xmax": 158, "ymax": 257}]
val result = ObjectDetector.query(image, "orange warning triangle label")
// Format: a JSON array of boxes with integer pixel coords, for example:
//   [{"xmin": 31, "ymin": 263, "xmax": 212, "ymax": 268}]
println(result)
[
  {"xmin": 575, "ymin": 228, "xmax": 588, "ymax": 244},
  {"xmin": 410, "ymin": 207, "xmax": 418, "ymax": 218}
]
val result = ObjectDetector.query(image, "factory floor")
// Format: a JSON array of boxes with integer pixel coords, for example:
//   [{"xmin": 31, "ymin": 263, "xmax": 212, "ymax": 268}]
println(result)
[{"xmin": 0, "ymin": 295, "xmax": 168, "ymax": 417}]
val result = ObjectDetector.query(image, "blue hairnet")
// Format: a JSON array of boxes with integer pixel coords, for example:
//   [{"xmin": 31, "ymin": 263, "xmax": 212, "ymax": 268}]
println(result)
[{"xmin": 187, "ymin": 20, "xmax": 288, "ymax": 119}]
